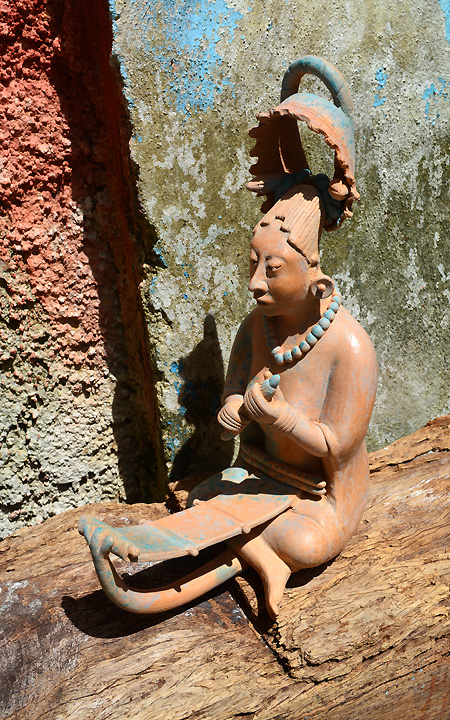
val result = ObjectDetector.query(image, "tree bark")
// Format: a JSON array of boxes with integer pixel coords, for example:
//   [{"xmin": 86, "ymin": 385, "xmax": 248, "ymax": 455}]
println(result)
[{"xmin": 1, "ymin": 417, "xmax": 449, "ymax": 720}]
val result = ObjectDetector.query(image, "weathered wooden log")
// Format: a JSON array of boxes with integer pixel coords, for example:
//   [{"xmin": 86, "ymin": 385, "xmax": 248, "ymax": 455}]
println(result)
[{"xmin": 1, "ymin": 417, "xmax": 449, "ymax": 720}]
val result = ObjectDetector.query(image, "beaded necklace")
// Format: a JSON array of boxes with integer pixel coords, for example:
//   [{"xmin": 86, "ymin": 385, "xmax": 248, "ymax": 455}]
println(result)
[{"xmin": 263, "ymin": 293, "xmax": 342, "ymax": 365}]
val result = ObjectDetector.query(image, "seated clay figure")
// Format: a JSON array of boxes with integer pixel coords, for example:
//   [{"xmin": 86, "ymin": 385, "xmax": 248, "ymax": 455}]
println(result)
[{"xmin": 79, "ymin": 56, "xmax": 378, "ymax": 619}]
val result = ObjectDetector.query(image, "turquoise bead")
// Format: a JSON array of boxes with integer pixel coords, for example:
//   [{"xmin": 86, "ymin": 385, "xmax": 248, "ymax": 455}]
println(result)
[
  {"xmin": 299, "ymin": 340, "xmax": 310, "ymax": 353},
  {"xmin": 283, "ymin": 350, "xmax": 293, "ymax": 362},
  {"xmin": 306, "ymin": 332, "xmax": 317, "ymax": 346},
  {"xmin": 271, "ymin": 346, "xmax": 282, "ymax": 357},
  {"xmin": 324, "ymin": 309, "xmax": 335, "ymax": 321},
  {"xmin": 319, "ymin": 317, "xmax": 330, "ymax": 329},
  {"xmin": 292, "ymin": 346, "xmax": 302, "ymax": 358},
  {"xmin": 312, "ymin": 325, "xmax": 324, "ymax": 338},
  {"xmin": 330, "ymin": 301, "xmax": 339, "ymax": 312},
  {"xmin": 274, "ymin": 353, "xmax": 284, "ymax": 364},
  {"xmin": 332, "ymin": 295, "xmax": 342, "ymax": 305}
]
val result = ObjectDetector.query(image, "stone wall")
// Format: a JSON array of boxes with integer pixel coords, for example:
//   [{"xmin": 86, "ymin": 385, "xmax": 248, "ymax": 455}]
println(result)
[
  {"xmin": 1, "ymin": 0, "xmax": 450, "ymax": 534},
  {"xmin": 0, "ymin": 0, "xmax": 165, "ymax": 538}
]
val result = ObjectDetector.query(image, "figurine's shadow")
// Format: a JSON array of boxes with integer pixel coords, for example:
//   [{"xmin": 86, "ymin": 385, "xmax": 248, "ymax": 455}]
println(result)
[
  {"xmin": 170, "ymin": 314, "xmax": 234, "ymax": 481},
  {"xmin": 61, "ymin": 547, "xmax": 231, "ymax": 638}
]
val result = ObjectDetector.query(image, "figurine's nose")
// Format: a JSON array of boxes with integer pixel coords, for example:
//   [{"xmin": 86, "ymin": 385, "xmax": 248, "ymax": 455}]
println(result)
[{"xmin": 248, "ymin": 270, "xmax": 268, "ymax": 295}]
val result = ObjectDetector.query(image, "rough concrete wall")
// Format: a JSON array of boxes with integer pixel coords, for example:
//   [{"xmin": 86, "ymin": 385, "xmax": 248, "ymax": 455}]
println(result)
[
  {"xmin": 0, "ymin": 0, "xmax": 165, "ymax": 538},
  {"xmin": 110, "ymin": 0, "xmax": 450, "ymax": 474}
]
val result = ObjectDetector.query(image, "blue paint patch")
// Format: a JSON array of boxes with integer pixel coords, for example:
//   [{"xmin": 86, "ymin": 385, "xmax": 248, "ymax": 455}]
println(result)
[
  {"xmin": 423, "ymin": 78, "xmax": 448, "ymax": 124},
  {"xmin": 122, "ymin": 0, "xmax": 245, "ymax": 114},
  {"xmin": 108, "ymin": 1, "xmax": 137, "ymax": 110},
  {"xmin": 373, "ymin": 68, "xmax": 388, "ymax": 108},
  {"xmin": 153, "ymin": 247, "xmax": 168, "ymax": 268},
  {"xmin": 171, "ymin": 360, "xmax": 183, "ymax": 374},
  {"xmin": 438, "ymin": 0, "xmax": 450, "ymax": 42}
]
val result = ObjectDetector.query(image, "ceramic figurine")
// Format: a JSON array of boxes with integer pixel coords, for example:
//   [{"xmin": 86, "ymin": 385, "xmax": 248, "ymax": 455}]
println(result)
[{"xmin": 79, "ymin": 56, "xmax": 378, "ymax": 619}]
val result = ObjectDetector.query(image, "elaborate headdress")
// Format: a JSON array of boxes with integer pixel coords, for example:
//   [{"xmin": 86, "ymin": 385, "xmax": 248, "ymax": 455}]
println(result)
[{"xmin": 247, "ymin": 56, "xmax": 359, "ymax": 232}]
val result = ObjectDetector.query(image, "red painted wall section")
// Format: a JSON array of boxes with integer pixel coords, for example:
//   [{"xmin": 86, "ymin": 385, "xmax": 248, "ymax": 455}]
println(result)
[{"xmin": 0, "ymin": 0, "xmax": 165, "ymax": 538}]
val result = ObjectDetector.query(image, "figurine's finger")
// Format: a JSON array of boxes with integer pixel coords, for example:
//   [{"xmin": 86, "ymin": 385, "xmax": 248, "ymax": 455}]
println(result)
[
  {"xmin": 220, "ymin": 405, "xmax": 242, "ymax": 423},
  {"xmin": 100, "ymin": 534, "xmax": 115, "ymax": 555},
  {"xmin": 261, "ymin": 376, "xmax": 280, "ymax": 400},
  {"xmin": 218, "ymin": 412, "xmax": 242, "ymax": 431},
  {"xmin": 300, "ymin": 477, "xmax": 326, "ymax": 490},
  {"xmin": 111, "ymin": 542, "xmax": 128, "ymax": 561},
  {"xmin": 244, "ymin": 391, "xmax": 262, "ymax": 418},
  {"xmin": 298, "ymin": 483, "xmax": 326, "ymax": 496}
]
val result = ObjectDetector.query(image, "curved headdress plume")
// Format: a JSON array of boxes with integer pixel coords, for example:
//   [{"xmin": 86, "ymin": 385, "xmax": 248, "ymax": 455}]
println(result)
[{"xmin": 247, "ymin": 56, "xmax": 359, "ymax": 231}]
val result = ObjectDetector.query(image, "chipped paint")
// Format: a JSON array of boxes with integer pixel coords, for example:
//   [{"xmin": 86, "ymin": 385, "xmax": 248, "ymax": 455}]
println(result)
[
  {"xmin": 111, "ymin": 0, "xmax": 246, "ymax": 114},
  {"xmin": 438, "ymin": 0, "xmax": 450, "ymax": 42},
  {"xmin": 423, "ymin": 78, "xmax": 448, "ymax": 124},
  {"xmin": 373, "ymin": 68, "xmax": 388, "ymax": 108}
]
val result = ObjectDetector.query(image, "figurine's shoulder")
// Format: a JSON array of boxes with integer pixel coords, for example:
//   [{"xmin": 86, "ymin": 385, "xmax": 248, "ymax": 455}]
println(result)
[
  {"xmin": 237, "ymin": 307, "xmax": 261, "ymax": 335},
  {"xmin": 332, "ymin": 307, "xmax": 378, "ymax": 368}
]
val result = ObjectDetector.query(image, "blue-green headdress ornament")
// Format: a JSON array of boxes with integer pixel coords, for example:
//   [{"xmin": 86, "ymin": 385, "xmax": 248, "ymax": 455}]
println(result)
[{"xmin": 247, "ymin": 56, "xmax": 359, "ymax": 232}]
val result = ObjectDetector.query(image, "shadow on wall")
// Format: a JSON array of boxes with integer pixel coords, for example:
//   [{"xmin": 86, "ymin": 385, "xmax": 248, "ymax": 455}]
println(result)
[
  {"xmin": 171, "ymin": 314, "xmax": 234, "ymax": 481},
  {"xmin": 45, "ymin": 0, "xmax": 166, "ymax": 502}
]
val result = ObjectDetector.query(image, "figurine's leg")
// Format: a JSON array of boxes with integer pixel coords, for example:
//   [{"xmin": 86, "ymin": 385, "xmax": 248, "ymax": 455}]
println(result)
[
  {"xmin": 228, "ymin": 523, "xmax": 291, "ymax": 619},
  {"xmin": 229, "ymin": 506, "xmax": 343, "ymax": 618},
  {"xmin": 260, "ymin": 507, "xmax": 344, "ymax": 571}
]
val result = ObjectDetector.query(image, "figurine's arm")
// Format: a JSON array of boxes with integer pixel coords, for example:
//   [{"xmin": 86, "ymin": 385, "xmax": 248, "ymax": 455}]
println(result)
[
  {"xmin": 244, "ymin": 329, "xmax": 378, "ymax": 461},
  {"xmin": 315, "ymin": 331, "xmax": 378, "ymax": 463},
  {"xmin": 243, "ymin": 378, "xmax": 329, "ymax": 456},
  {"xmin": 218, "ymin": 315, "xmax": 254, "ymax": 438}
]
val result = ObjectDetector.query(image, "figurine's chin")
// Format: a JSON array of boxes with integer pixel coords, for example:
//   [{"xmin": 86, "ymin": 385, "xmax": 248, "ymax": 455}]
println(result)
[{"xmin": 255, "ymin": 301, "xmax": 278, "ymax": 316}]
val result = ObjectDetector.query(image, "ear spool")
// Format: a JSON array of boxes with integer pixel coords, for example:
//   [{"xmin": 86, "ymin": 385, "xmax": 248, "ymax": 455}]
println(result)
[
  {"xmin": 247, "ymin": 55, "xmax": 359, "ymax": 231},
  {"xmin": 309, "ymin": 275, "xmax": 335, "ymax": 300}
]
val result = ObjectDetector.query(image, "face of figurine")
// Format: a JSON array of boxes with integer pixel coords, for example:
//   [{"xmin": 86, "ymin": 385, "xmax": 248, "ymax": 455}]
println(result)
[{"xmin": 248, "ymin": 222, "xmax": 313, "ymax": 317}]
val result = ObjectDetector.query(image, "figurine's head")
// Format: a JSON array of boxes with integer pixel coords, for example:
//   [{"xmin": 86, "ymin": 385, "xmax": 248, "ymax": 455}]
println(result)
[{"xmin": 249, "ymin": 184, "xmax": 334, "ymax": 316}]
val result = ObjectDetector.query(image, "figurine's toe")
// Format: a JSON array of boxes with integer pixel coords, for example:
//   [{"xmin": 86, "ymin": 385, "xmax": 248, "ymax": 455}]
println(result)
[{"xmin": 77, "ymin": 515, "xmax": 98, "ymax": 543}]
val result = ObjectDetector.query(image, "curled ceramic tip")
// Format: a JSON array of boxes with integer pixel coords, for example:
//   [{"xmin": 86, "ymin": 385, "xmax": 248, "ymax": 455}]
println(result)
[{"xmin": 261, "ymin": 374, "xmax": 280, "ymax": 399}]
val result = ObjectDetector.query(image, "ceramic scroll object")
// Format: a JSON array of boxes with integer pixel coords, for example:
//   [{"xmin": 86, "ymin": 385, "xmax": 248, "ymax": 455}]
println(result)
[{"xmin": 79, "ymin": 56, "xmax": 378, "ymax": 619}]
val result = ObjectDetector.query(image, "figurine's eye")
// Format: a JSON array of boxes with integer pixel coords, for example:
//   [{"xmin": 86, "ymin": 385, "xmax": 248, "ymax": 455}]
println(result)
[{"xmin": 267, "ymin": 264, "xmax": 282, "ymax": 274}]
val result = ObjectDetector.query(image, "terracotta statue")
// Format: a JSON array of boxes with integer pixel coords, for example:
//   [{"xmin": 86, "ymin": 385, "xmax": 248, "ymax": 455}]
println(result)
[{"xmin": 79, "ymin": 56, "xmax": 378, "ymax": 619}]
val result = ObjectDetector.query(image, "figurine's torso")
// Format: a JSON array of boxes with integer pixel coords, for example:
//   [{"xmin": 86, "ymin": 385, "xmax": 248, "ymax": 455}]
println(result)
[{"xmin": 227, "ymin": 304, "xmax": 378, "ymax": 537}]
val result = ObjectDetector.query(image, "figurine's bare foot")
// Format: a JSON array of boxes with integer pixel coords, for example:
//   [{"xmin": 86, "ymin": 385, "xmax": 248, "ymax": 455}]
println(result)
[{"xmin": 229, "ymin": 530, "xmax": 291, "ymax": 619}]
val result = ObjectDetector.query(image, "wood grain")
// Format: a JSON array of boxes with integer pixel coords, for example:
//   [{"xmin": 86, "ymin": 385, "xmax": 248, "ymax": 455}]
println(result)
[{"xmin": 1, "ymin": 418, "xmax": 450, "ymax": 719}]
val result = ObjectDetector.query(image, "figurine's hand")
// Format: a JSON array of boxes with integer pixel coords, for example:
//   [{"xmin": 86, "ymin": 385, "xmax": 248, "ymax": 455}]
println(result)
[
  {"xmin": 217, "ymin": 394, "xmax": 251, "ymax": 440},
  {"xmin": 87, "ymin": 523, "xmax": 140, "ymax": 561},
  {"xmin": 244, "ymin": 372, "xmax": 298, "ymax": 432}
]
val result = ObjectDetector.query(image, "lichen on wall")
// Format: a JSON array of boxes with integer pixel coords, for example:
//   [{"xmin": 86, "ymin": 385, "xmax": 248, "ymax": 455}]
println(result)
[{"xmin": 110, "ymin": 0, "xmax": 450, "ymax": 470}]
